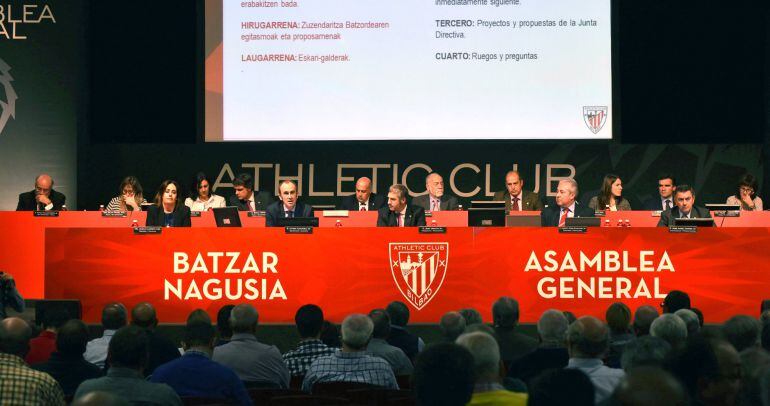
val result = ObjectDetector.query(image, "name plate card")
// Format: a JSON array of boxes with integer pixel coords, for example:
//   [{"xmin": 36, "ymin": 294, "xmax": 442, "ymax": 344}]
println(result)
[
  {"xmin": 559, "ymin": 226, "xmax": 588, "ymax": 234},
  {"xmin": 102, "ymin": 211, "xmax": 127, "ymax": 218},
  {"xmin": 133, "ymin": 226, "xmax": 162, "ymax": 235},
  {"xmin": 33, "ymin": 211, "xmax": 59, "ymax": 217},
  {"xmin": 669, "ymin": 226, "xmax": 697, "ymax": 234},
  {"xmin": 190, "ymin": 211, "xmax": 202, "ymax": 217},
  {"xmin": 248, "ymin": 211, "xmax": 266, "ymax": 217},
  {"xmin": 419, "ymin": 226, "xmax": 447, "ymax": 234},
  {"xmin": 285, "ymin": 226, "xmax": 313, "ymax": 234}
]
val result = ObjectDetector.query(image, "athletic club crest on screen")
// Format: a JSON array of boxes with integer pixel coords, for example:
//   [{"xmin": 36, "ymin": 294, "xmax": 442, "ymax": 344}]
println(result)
[
  {"xmin": 0, "ymin": 58, "xmax": 17, "ymax": 137},
  {"xmin": 389, "ymin": 242, "xmax": 448, "ymax": 310},
  {"xmin": 582, "ymin": 106, "xmax": 607, "ymax": 134}
]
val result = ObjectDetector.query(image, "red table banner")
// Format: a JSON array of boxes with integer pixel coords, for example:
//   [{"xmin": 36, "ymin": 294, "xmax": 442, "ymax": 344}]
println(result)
[{"xmin": 44, "ymin": 227, "xmax": 770, "ymax": 324}]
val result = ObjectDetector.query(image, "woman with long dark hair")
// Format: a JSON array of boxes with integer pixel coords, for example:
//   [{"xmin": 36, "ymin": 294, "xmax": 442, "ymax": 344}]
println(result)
[
  {"xmin": 184, "ymin": 172, "xmax": 226, "ymax": 211},
  {"xmin": 726, "ymin": 174, "xmax": 763, "ymax": 211},
  {"xmin": 589, "ymin": 174, "xmax": 631, "ymax": 211},
  {"xmin": 145, "ymin": 180, "xmax": 191, "ymax": 227}
]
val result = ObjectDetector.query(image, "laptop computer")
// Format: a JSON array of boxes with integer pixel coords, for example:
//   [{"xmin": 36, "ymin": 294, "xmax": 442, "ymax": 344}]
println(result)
[{"xmin": 213, "ymin": 206, "xmax": 242, "ymax": 227}]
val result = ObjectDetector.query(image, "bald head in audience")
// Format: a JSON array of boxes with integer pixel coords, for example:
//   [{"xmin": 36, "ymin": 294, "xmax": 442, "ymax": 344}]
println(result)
[
  {"xmin": 229, "ymin": 304, "xmax": 259, "ymax": 334},
  {"xmin": 0, "ymin": 317, "xmax": 32, "ymax": 357},
  {"xmin": 567, "ymin": 316, "xmax": 609, "ymax": 359},
  {"xmin": 131, "ymin": 302, "xmax": 158, "ymax": 329}
]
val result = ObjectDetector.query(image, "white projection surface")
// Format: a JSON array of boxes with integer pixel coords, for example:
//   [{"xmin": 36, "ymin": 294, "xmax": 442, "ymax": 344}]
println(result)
[{"xmin": 218, "ymin": 0, "xmax": 612, "ymax": 141}]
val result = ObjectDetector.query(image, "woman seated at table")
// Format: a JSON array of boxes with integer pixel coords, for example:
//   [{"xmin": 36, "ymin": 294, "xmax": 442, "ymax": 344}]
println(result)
[
  {"xmin": 726, "ymin": 174, "xmax": 763, "ymax": 211},
  {"xmin": 106, "ymin": 176, "xmax": 147, "ymax": 212},
  {"xmin": 146, "ymin": 180, "xmax": 191, "ymax": 227},
  {"xmin": 184, "ymin": 172, "xmax": 226, "ymax": 212},
  {"xmin": 588, "ymin": 174, "xmax": 631, "ymax": 211}
]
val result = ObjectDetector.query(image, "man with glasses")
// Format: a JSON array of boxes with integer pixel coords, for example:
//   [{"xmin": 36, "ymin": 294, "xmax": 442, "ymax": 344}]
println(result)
[{"xmin": 16, "ymin": 174, "xmax": 66, "ymax": 211}]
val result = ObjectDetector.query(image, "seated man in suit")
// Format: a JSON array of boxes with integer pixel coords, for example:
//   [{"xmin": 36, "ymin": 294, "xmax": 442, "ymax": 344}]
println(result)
[
  {"xmin": 643, "ymin": 174, "xmax": 677, "ymax": 211},
  {"xmin": 493, "ymin": 170, "xmax": 543, "ymax": 211},
  {"xmin": 340, "ymin": 177, "xmax": 385, "ymax": 211},
  {"xmin": 411, "ymin": 173, "xmax": 459, "ymax": 212},
  {"xmin": 228, "ymin": 173, "xmax": 272, "ymax": 212},
  {"xmin": 266, "ymin": 180, "xmax": 313, "ymax": 226},
  {"xmin": 540, "ymin": 179, "xmax": 594, "ymax": 227},
  {"xmin": 657, "ymin": 184, "xmax": 712, "ymax": 227},
  {"xmin": 16, "ymin": 174, "xmax": 66, "ymax": 211},
  {"xmin": 377, "ymin": 184, "xmax": 426, "ymax": 227}
]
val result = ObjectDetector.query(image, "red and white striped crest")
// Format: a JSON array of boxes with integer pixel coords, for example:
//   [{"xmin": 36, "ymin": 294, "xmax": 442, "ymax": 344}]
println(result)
[
  {"xmin": 583, "ymin": 106, "xmax": 608, "ymax": 134},
  {"xmin": 389, "ymin": 242, "xmax": 449, "ymax": 310}
]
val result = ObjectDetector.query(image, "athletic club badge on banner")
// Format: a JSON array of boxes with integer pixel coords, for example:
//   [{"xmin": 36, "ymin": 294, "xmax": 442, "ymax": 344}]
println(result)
[
  {"xmin": 389, "ymin": 242, "xmax": 449, "ymax": 310},
  {"xmin": 583, "ymin": 106, "xmax": 608, "ymax": 134}
]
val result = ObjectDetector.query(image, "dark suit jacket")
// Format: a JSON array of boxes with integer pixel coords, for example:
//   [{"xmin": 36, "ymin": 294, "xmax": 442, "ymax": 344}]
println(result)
[
  {"xmin": 16, "ymin": 189, "xmax": 66, "ymax": 211},
  {"xmin": 32, "ymin": 352, "xmax": 103, "ymax": 396},
  {"xmin": 228, "ymin": 191, "xmax": 273, "ymax": 211},
  {"xmin": 145, "ymin": 205, "xmax": 192, "ymax": 227},
  {"xmin": 492, "ymin": 190, "xmax": 543, "ymax": 211},
  {"xmin": 643, "ymin": 197, "xmax": 674, "ymax": 211},
  {"xmin": 657, "ymin": 205, "xmax": 712, "ymax": 227},
  {"xmin": 340, "ymin": 193, "xmax": 385, "ymax": 211},
  {"xmin": 495, "ymin": 327, "xmax": 538, "ymax": 365},
  {"xmin": 411, "ymin": 194, "xmax": 459, "ymax": 211},
  {"xmin": 377, "ymin": 205, "xmax": 426, "ymax": 227},
  {"xmin": 540, "ymin": 202, "xmax": 595, "ymax": 227},
  {"xmin": 265, "ymin": 200, "xmax": 314, "ymax": 227},
  {"xmin": 506, "ymin": 346, "xmax": 569, "ymax": 385}
]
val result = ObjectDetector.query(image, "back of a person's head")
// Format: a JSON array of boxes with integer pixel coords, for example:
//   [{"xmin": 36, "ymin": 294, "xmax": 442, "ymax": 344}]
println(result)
[
  {"xmin": 671, "ymin": 336, "xmax": 733, "ymax": 402},
  {"xmin": 633, "ymin": 305, "xmax": 659, "ymax": 336},
  {"xmin": 412, "ymin": 343, "xmax": 474, "ymax": 406},
  {"xmin": 386, "ymin": 301, "xmax": 410, "ymax": 327},
  {"xmin": 130, "ymin": 302, "xmax": 158, "ymax": 329},
  {"xmin": 455, "ymin": 331, "xmax": 500, "ymax": 381},
  {"xmin": 612, "ymin": 366, "xmax": 687, "ymax": 406},
  {"xmin": 56, "ymin": 319, "xmax": 90, "ymax": 357},
  {"xmin": 528, "ymin": 368, "xmax": 594, "ymax": 406},
  {"xmin": 41, "ymin": 307, "xmax": 71, "ymax": 330},
  {"xmin": 368, "ymin": 309, "xmax": 391, "ymax": 340},
  {"xmin": 439, "ymin": 311, "xmax": 466, "ymax": 342},
  {"xmin": 492, "ymin": 296, "xmax": 519, "ymax": 328},
  {"xmin": 606, "ymin": 302, "xmax": 632, "ymax": 334},
  {"xmin": 108, "ymin": 325, "xmax": 148, "ymax": 370},
  {"xmin": 229, "ymin": 304, "xmax": 258, "ymax": 334},
  {"xmin": 723, "ymin": 314, "xmax": 760, "ymax": 352},
  {"xmin": 0, "ymin": 317, "xmax": 32, "ymax": 357},
  {"xmin": 674, "ymin": 309, "xmax": 700, "ymax": 336},
  {"xmin": 738, "ymin": 346, "xmax": 770, "ymax": 405},
  {"xmin": 537, "ymin": 309, "xmax": 568, "ymax": 345},
  {"xmin": 101, "ymin": 303, "xmax": 127, "ymax": 330},
  {"xmin": 650, "ymin": 313, "xmax": 688, "ymax": 349},
  {"xmin": 567, "ymin": 316, "xmax": 609, "ymax": 359},
  {"xmin": 459, "ymin": 308, "xmax": 483, "ymax": 326},
  {"xmin": 186, "ymin": 309, "xmax": 211, "ymax": 325},
  {"xmin": 620, "ymin": 335, "xmax": 672, "ymax": 372},
  {"xmin": 217, "ymin": 304, "xmax": 235, "ymax": 339},
  {"xmin": 663, "ymin": 290, "xmax": 691, "ymax": 313},
  {"xmin": 320, "ymin": 320, "xmax": 341, "ymax": 348},
  {"xmin": 341, "ymin": 313, "xmax": 373, "ymax": 350},
  {"xmin": 183, "ymin": 321, "xmax": 215, "ymax": 349},
  {"xmin": 295, "ymin": 304, "xmax": 324, "ymax": 339}
]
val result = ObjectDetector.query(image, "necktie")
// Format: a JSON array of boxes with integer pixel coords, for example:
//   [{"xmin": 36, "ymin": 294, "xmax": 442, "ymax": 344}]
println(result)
[
  {"xmin": 397, "ymin": 213, "xmax": 403, "ymax": 227},
  {"xmin": 664, "ymin": 200, "xmax": 672, "ymax": 211},
  {"xmin": 249, "ymin": 200, "xmax": 255, "ymax": 212},
  {"xmin": 511, "ymin": 196, "xmax": 520, "ymax": 211},
  {"xmin": 558, "ymin": 208, "xmax": 569, "ymax": 227},
  {"xmin": 431, "ymin": 199, "xmax": 439, "ymax": 212},
  {"xmin": 287, "ymin": 210, "xmax": 294, "ymax": 218},
  {"xmin": 360, "ymin": 204, "xmax": 366, "ymax": 211}
]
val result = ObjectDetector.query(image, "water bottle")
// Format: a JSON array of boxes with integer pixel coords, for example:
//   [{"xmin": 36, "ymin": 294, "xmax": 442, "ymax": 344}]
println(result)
[
  {"xmin": 458, "ymin": 204, "xmax": 463, "ymax": 211},
  {"xmin": 99, "ymin": 204, "xmax": 105, "ymax": 212},
  {"xmin": 61, "ymin": 205, "xmax": 67, "ymax": 211},
  {"xmin": 131, "ymin": 219, "xmax": 139, "ymax": 228},
  {"xmin": 335, "ymin": 219, "xmax": 342, "ymax": 228}
]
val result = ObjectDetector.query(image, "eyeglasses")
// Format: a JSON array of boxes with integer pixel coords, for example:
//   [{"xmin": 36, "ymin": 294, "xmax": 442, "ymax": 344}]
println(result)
[{"xmin": 740, "ymin": 187, "xmax": 754, "ymax": 193}]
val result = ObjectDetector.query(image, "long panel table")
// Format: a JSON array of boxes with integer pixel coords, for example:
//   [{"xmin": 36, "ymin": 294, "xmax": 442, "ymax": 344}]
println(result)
[
  {"xmin": 41, "ymin": 226, "xmax": 770, "ymax": 324},
  {"xmin": 2, "ymin": 210, "xmax": 768, "ymax": 305}
]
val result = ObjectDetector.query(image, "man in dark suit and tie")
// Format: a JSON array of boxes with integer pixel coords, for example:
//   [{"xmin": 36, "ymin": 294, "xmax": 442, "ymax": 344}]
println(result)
[
  {"xmin": 340, "ymin": 177, "xmax": 385, "ymax": 211},
  {"xmin": 657, "ymin": 185, "xmax": 712, "ymax": 227},
  {"xmin": 16, "ymin": 174, "xmax": 66, "ymax": 211},
  {"xmin": 642, "ymin": 174, "xmax": 677, "ymax": 211},
  {"xmin": 266, "ymin": 180, "xmax": 313, "ymax": 226},
  {"xmin": 540, "ymin": 179, "xmax": 594, "ymax": 227},
  {"xmin": 411, "ymin": 173, "xmax": 459, "ymax": 212},
  {"xmin": 228, "ymin": 173, "xmax": 273, "ymax": 212},
  {"xmin": 377, "ymin": 184, "xmax": 426, "ymax": 227},
  {"xmin": 492, "ymin": 171, "xmax": 543, "ymax": 211}
]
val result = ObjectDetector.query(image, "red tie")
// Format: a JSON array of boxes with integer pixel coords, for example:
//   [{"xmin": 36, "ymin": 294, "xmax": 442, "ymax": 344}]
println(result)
[
  {"xmin": 249, "ymin": 201, "xmax": 255, "ymax": 212},
  {"xmin": 360, "ymin": 205, "xmax": 366, "ymax": 211},
  {"xmin": 558, "ymin": 208, "xmax": 569, "ymax": 227},
  {"xmin": 397, "ymin": 213, "xmax": 402, "ymax": 227},
  {"xmin": 511, "ymin": 196, "xmax": 520, "ymax": 211}
]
